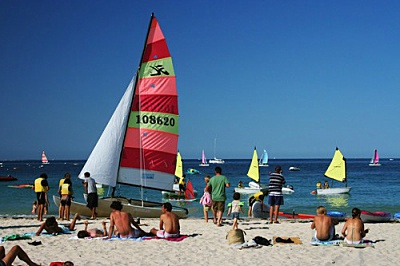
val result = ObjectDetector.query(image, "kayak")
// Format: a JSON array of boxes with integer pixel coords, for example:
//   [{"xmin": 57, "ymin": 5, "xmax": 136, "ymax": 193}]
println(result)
[
  {"xmin": 279, "ymin": 211, "xmax": 314, "ymax": 219},
  {"xmin": 361, "ymin": 210, "xmax": 392, "ymax": 223},
  {"xmin": 0, "ymin": 175, "xmax": 18, "ymax": 181},
  {"xmin": 327, "ymin": 211, "xmax": 346, "ymax": 221}
]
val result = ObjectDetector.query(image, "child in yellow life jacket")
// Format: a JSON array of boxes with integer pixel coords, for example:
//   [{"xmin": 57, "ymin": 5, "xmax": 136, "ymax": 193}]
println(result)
[{"xmin": 60, "ymin": 178, "xmax": 73, "ymax": 220}]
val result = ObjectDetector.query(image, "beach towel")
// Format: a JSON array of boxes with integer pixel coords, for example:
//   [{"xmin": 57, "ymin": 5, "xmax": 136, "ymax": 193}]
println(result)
[
  {"xmin": 310, "ymin": 237, "xmax": 343, "ymax": 246},
  {"xmin": 273, "ymin": 236, "xmax": 302, "ymax": 245},
  {"xmin": 231, "ymin": 239, "xmax": 263, "ymax": 249},
  {"xmin": 143, "ymin": 235, "xmax": 188, "ymax": 242},
  {"xmin": 0, "ymin": 233, "xmax": 32, "ymax": 242},
  {"xmin": 341, "ymin": 240, "xmax": 375, "ymax": 248}
]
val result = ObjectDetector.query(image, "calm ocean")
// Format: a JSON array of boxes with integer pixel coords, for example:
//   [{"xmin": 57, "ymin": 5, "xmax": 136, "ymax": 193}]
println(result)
[{"xmin": 1, "ymin": 159, "xmax": 399, "ymax": 218}]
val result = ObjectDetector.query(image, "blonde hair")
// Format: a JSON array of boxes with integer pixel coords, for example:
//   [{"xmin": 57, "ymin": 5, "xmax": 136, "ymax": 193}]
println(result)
[
  {"xmin": 316, "ymin": 206, "xmax": 327, "ymax": 215},
  {"xmin": 204, "ymin": 175, "xmax": 211, "ymax": 183}
]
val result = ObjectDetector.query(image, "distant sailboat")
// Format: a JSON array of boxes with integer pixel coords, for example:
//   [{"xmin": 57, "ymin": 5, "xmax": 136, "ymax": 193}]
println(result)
[
  {"xmin": 199, "ymin": 150, "xmax": 209, "ymax": 167},
  {"xmin": 316, "ymin": 147, "xmax": 351, "ymax": 195},
  {"xmin": 209, "ymin": 138, "xmax": 225, "ymax": 164},
  {"xmin": 41, "ymin": 151, "xmax": 49, "ymax": 164},
  {"xmin": 369, "ymin": 149, "xmax": 381, "ymax": 167},
  {"xmin": 235, "ymin": 147, "xmax": 294, "ymax": 194},
  {"xmin": 258, "ymin": 149, "xmax": 269, "ymax": 167}
]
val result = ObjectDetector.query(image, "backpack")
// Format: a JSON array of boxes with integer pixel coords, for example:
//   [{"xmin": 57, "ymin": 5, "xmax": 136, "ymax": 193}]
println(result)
[{"xmin": 226, "ymin": 229, "xmax": 246, "ymax": 245}]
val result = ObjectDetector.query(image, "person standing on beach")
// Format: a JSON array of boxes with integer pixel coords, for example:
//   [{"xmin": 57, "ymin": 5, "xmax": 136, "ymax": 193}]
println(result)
[
  {"xmin": 150, "ymin": 202, "xmax": 181, "ymax": 238},
  {"xmin": 208, "ymin": 166, "xmax": 230, "ymax": 227},
  {"xmin": 268, "ymin": 166, "xmax": 285, "ymax": 224},
  {"xmin": 341, "ymin": 207, "xmax": 369, "ymax": 244},
  {"xmin": 83, "ymin": 172, "xmax": 98, "ymax": 219},
  {"xmin": 58, "ymin": 173, "xmax": 73, "ymax": 220},
  {"xmin": 311, "ymin": 206, "xmax": 337, "ymax": 241},
  {"xmin": 199, "ymin": 175, "xmax": 212, "ymax": 222},
  {"xmin": 33, "ymin": 173, "xmax": 49, "ymax": 221}
]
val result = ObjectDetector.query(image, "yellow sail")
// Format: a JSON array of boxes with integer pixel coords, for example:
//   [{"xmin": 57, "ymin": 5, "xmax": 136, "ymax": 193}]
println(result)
[
  {"xmin": 247, "ymin": 148, "xmax": 260, "ymax": 183},
  {"xmin": 324, "ymin": 148, "xmax": 346, "ymax": 183},
  {"xmin": 174, "ymin": 152, "xmax": 183, "ymax": 178}
]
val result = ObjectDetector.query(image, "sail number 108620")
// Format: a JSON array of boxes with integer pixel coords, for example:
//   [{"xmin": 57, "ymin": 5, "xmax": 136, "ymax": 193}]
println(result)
[{"xmin": 135, "ymin": 114, "xmax": 175, "ymax": 127}]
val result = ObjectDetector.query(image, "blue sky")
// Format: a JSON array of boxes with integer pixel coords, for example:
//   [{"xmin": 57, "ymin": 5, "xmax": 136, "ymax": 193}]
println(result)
[{"xmin": 1, "ymin": 1, "xmax": 399, "ymax": 160}]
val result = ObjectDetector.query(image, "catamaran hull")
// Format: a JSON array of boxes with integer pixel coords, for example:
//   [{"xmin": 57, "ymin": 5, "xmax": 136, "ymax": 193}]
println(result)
[
  {"xmin": 368, "ymin": 163, "xmax": 381, "ymax": 167},
  {"xmin": 235, "ymin": 182, "xmax": 294, "ymax": 195},
  {"xmin": 53, "ymin": 195, "xmax": 188, "ymax": 219},
  {"xmin": 361, "ymin": 211, "xmax": 391, "ymax": 223},
  {"xmin": 316, "ymin": 187, "xmax": 351, "ymax": 195}
]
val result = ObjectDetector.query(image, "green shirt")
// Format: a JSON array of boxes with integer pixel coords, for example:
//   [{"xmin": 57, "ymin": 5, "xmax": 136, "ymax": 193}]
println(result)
[{"xmin": 209, "ymin": 174, "xmax": 229, "ymax": 202}]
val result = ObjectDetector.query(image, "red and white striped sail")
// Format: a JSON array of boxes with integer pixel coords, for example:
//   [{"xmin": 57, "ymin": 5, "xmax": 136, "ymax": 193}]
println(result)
[
  {"xmin": 41, "ymin": 151, "xmax": 49, "ymax": 164},
  {"xmin": 79, "ymin": 14, "xmax": 178, "ymax": 191}
]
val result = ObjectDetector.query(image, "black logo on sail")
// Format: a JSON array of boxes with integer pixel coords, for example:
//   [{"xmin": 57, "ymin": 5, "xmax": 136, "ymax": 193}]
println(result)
[{"xmin": 150, "ymin": 65, "xmax": 169, "ymax": 76}]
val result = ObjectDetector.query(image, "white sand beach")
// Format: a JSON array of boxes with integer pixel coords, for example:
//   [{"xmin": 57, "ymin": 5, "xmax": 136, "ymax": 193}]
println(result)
[{"xmin": 0, "ymin": 217, "xmax": 398, "ymax": 266}]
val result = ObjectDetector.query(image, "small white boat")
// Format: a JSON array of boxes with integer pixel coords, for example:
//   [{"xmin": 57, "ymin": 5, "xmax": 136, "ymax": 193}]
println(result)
[
  {"xmin": 368, "ymin": 149, "xmax": 381, "ymax": 166},
  {"xmin": 209, "ymin": 138, "xmax": 224, "ymax": 164},
  {"xmin": 316, "ymin": 148, "xmax": 351, "ymax": 195},
  {"xmin": 289, "ymin": 166, "xmax": 300, "ymax": 171},
  {"xmin": 199, "ymin": 150, "xmax": 209, "ymax": 167}
]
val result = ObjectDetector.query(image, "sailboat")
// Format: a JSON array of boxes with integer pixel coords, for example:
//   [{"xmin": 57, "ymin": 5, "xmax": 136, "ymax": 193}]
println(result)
[
  {"xmin": 41, "ymin": 151, "xmax": 49, "ymax": 164},
  {"xmin": 53, "ymin": 14, "xmax": 188, "ymax": 218},
  {"xmin": 162, "ymin": 151, "xmax": 197, "ymax": 200},
  {"xmin": 235, "ymin": 147, "xmax": 294, "ymax": 194},
  {"xmin": 369, "ymin": 149, "xmax": 381, "ymax": 166},
  {"xmin": 199, "ymin": 150, "xmax": 209, "ymax": 167},
  {"xmin": 316, "ymin": 147, "xmax": 351, "ymax": 195},
  {"xmin": 258, "ymin": 149, "xmax": 269, "ymax": 167},
  {"xmin": 209, "ymin": 138, "xmax": 225, "ymax": 164}
]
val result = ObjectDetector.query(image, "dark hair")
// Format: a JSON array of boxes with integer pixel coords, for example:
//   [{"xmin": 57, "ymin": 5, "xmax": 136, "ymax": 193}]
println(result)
[
  {"xmin": 352, "ymin": 207, "xmax": 361, "ymax": 218},
  {"xmin": 40, "ymin": 173, "xmax": 48, "ymax": 179},
  {"xmin": 275, "ymin": 166, "xmax": 282, "ymax": 173},
  {"xmin": 63, "ymin": 178, "xmax": 72, "ymax": 185},
  {"xmin": 259, "ymin": 194, "xmax": 265, "ymax": 201},
  {"xmin": 233, "ymin": 192, "xmax": 240, "ymax": 200},
  {"xmin": 64, "ymin": 172, "xmax": 71, "ymax": 178},
  {"xmin": 45, "ymin": 216, "xmax": 57, "ymax": 226},
  {"xmin": 215, "ymin": 166, "xmax": 222, "ymax": 174},
  {"xmin": 162, "ymin": 202, "xmax": 172, "ymax": 212},
  {"xmin": 84, "ymin": 172, "xmax": 90, "ymax": 177},
  {"xmin": 63, "ymin": 261, "xmax": 74, "ymax": 266},
  {"xmin": 77, "ymin": 230, "xmax": 90, "ymax": 238},
  {"xmin": 110, "ymin": 201, "xmax": 123, "ymax": 211}
]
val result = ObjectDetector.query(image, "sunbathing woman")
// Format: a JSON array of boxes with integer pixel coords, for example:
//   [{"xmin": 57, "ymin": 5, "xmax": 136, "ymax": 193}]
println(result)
[
  {"xmin": 36, "ymin": 213, "xmax": 80, "ymax": 236},
  {"xmin": 77, "ymin": 220, "xmax": 108, "ymax": 238}
]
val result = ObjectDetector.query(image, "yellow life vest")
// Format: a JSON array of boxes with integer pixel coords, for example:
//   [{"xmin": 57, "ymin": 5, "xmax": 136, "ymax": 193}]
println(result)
[
  {"xmin": 61, "ymin": 183, "xmax": 72, "ymax": 195},
  {"xmin": 178, "ymin": 177, "xmax": 185, "ymax": 185},
  {"xmin": 34, "ymin": 177, "xmax": 47, "ymax": 192},
  {"xmin": 59, "ymin": 178, "xmax": 65, "ymax": 188}
]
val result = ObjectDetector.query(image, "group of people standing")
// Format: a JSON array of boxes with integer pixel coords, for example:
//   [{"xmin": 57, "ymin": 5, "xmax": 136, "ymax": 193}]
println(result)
[
  {"xmin": 32, "ymin": 172, "xmax": 98, "ymax": 221},
  {"xmin": 200, "ymin": 165, "xmax": 287, "ymax": 227}
]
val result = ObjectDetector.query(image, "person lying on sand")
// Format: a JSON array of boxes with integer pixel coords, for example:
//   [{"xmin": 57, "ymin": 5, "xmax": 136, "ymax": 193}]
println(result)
[
  {"xmin": 150, "ymin": 202, "xmax": 180, "ymax": 238},
  {"xmin": 311, "ymin": 206, "xmax": 338, "ymax": 241},
  {"xmin": 341, "ymin": 207, "xmax": 369, "ymax": 244},
  {"xmin": 0, "ymin": 245, "xmax": 40, "ymax": 266},
  {"xmin": 36, "ymin": 213, "xmax": 80, "ymax": 236},
  {"xmin": 77, "ymin": 220, "xmax": 108, "ymax": 238},
  {"xmin": 107, "ymin": 201, "xmax": 146, "ymax": 239}
]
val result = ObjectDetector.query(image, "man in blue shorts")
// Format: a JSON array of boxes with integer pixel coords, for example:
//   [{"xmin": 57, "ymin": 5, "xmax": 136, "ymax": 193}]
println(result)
[{"xmin": 268, "ymin": 166, "xmax": 285, "ymax": 223}]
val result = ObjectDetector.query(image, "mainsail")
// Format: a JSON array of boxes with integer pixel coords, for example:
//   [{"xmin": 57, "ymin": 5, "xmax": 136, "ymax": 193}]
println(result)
[
  {"xmin": 174, "ymin": 152, "xmax": 183, "ymax": 179},
  {"xmin": 247, "ymin": 147, "xmax": 260, "ymax": 183},
  {"xmin": 371, "ymin": 149, "xmax": 379, "ymax": 164},
  {"xmin": 324, "ymin": 148, "xmax": 347, "ymax": 183},
  {"xmin": 79, "ymin": 14, "xmax": 178, "ymax": 192},
  {"xmin": 259, "ymin": 149, "xmax": 268, "ymax": 166}
]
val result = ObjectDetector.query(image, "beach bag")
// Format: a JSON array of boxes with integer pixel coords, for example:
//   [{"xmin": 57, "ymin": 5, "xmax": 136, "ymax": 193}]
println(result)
[
  {"xmin": 199, "ymin": 191, "xmax": 212, "ymax": 206},
  {"xmin": 226, "ymin": 229, "xmax": 246, "ymax": 245},
  {"xmin": 253, "ymin": 236, "xmax": 272, "ymax": 246}
]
